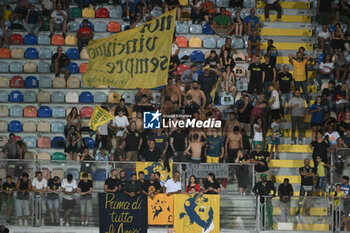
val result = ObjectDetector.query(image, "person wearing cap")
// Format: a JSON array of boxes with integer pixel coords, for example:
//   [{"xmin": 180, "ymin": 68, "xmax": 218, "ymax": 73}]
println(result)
[
  {"xmin": 278, "ymin": 178, "xmax": 293, "ymax": 222},
  {"xmin": 47, "ymin": 176, "xmax": 61, "ymax": 225}
]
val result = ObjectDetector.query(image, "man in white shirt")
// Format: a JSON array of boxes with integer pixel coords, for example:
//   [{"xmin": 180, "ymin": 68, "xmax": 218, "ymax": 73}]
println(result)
[
  {"xmin": 32, "ymin": 171, "xmax": 48, "ymax": 226},
  {"xmin": 111, "ymin": 109, "xmax": 129, "ymax": 149},
  {"xmin": 287, "ymin": 90, "xmax": 305, "ymax": 144},
  {"xmin": 163, "ymin": 171, "xmax": 182, "ymax": 195},
  {"xmin": 61, "ymin": 174, "xmax": 77, "ymax": 226},
  {"xmin": 317, "ymin": 25, "xmax": 331, "ymax": 51},
  {"xmin": 49, "ymin": 2, "xmax": 67, "ymax": 38},
  {"xmin": 269, "ymin": 84, "xmax": 281, "ymax": 120}
]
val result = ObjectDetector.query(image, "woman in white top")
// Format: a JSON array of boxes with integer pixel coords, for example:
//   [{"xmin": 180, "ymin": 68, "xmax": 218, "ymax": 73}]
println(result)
[
  {"xmin": 316, "ymin": 53, "xmax": 334, "ymax": 87},
  {"xmin": 317, "ymin": 24, "xmax": 331, "ymax": 51},
  {"xmin": 222, "ymin": 65, "xmax": 237, "ymax": 97},
  {"xmin": 253, "ymin": 117, "xmax": 263, "ymax": 150}
]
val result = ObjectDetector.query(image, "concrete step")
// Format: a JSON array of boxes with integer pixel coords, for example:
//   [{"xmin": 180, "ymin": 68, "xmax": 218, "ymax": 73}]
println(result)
[
  {"xmin": 260, "ymin": 22, "xmax": 312, "ymax": 29},
  {"xmin": 256, "ymin": 1, "xmax": 311, "ymax": 9},
  {"xmin": 259, "ymin": 28, "xmax": 312, "ymax": 37},
  {"xmin": 278, "ymin": 152, "xmax": 312, "ymax": 160},
  {"xmin": 260, "ymin": 41, "xmax": 313, "ymax": 50},
  {"xmin": 270, "ymin": 167, "xmax": 303, "ymax": 176},
  {"xmin": 258, "ymin": 14, "xmax": 312, "ymax": 23},
  {"xmin": 269, "ymin": 159, "xmax": 314, "ymax": 168}
]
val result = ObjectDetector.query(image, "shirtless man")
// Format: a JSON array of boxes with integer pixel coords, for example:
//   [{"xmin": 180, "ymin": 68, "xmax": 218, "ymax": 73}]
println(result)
[
  {"xmin": 188, "ymin": 127, "xmax": 207, "ymax": 143},
  {"xmin": 161, "ymin": 77, "xmax": 182, "ymax": 109},
  {"xmin": 135, "ymin": 88, "xmax": 153, "ymax": 104},
  {"xmin": 131, "ymin": 111, "xmax": 144, "ymax": 132},
  {"xmin": 224, "ymin": 112, "xmax": 241, "ymax": 137},
  {"xmin": 225, "ymin": 126, "xmax": 243, "ymax": 163},
  {"xmin": 185, "ymin": 81, "xmax": 206, "ymax": 109},
  {"xmin": 184, "ymin": 134, "xmax": 205, "ymax": 163}
]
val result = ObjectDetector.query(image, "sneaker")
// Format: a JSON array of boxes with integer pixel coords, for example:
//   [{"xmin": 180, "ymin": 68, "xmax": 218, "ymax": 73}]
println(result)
[
  {"xmin": 65, "ymin": 222, "xmax": 70, "ymax": 227},
  {"xmin": 60, "ymin": 218, "xmax": 64, "ymax": 227},
  {"xmin": 24, "ymin": 220, "xmax": 28, "ymax": 226},
  {"xmin": 266, "ymin": 18, "xmax": 270, "ymax": 22},
  {"xmin": 19, "ymin": 219, "xmax": 23, "ymax": 226}
]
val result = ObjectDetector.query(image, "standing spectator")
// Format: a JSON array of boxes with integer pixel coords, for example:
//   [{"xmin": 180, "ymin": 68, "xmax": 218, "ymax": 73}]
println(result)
[
  {"xmin": 247, "ymin": 56, "xmax": 264, "ymax": 94},
  {"xmin": 149, "ymin": 129, "xmax": 168, "ymax": 160},
  {"xmin": 161, "ymin": 77, "xmax": 182, "ymax": 110},
  {"xmin": 278, "ymin": 178, "xmax": 293, "ymax": 222},
  {"xmin": 232, "ymin": 11, "xmax": 243, "ymax": 37},
  {"xmin": 47, "ymin": 176, "xmax": 61, "ymax": 226},
  {"xmin": 277, "ymin": 65, "xmax": 293, "ymax": 108},
  {"xmin": 181, "ymin": 64, "xmax": 198, "ymax": 87},
  {"xmin": 340, "ymin": 176, "xmax": 350, "ymax": 217},
  {"xmin": 111, "ymin": 109, "xmax": 129, "ymax": 149},
  {"xmin": 142, "ymin": 139, "xmax": 161, "ymax": 162},
  {"xmin": 328, "ymin": 184, "xmax": 344, "ymax": 231},
  {"xmin": 49, "ymin": 2, "xmax": 67, "ymax": 38},
  {"xmin": 2, "ymin": 133, "xmax": 19, "ymax": 159},
  {"xmin": 104, "ymin": 169, "xmax": 121, "ymax": 193},
  {"xmin": 287, "ymin": 90, "xmax": 305, "ymax": 144},
  {"xmin": 247, "ymin": 30, "xmax": 261, "ymax": 61},
  {"xmin": 124, "ymin": 173, "xmax": 142, "ymax": 197},
  {"xmin": 243, "ymin": 8, "xmax": 259, "ymax": 36},
  {"xmin": 331, "ymin": 23, "xmax": 345, "ymax": 51},
  {"xmin": 184, "ymin": 133, "xmax": 205, "ymax": 163},
  {"xmin": 318, "ymin": 25, "xmax": 331, "ymax": 51},
  {"xmin": 124, "ymin": 121, "xmax": 142, "ymax": 161},
  {"xmin": 335, "ymin": 52, "xmax": 348, "ymax": 82},
  {"xmin": 164, "ymin": 0, "xmax": 181, "ymax": 21},
  {"xmin": 142, "ymin": 172, "xmax": 161, "ymax": 198},
  {"xmin": 269, "ymin": 84, "xmax": 281, "ymax": 120},
  {"xmin": 32, "ymin": 171, "xmax": 48, "ymax": 226},
  {"xmin": 169, "ymin": 127, "xmax": 187, "ymax": 162},
  {"xmin": 310, "ymin": 97, "xmax": 325, "ymax": 140},
  {"xmin": 92, "ymin": 120, "xmax": 109, "ymax": 159},
  {"xmin": 205, "ymin": 128, "xmax": 224, "ymax": 163},
  {"xmin": 163, "ymin": 171, "xmax": 182, "ymax": 195},
  {"xmin": 197, "ymin": 68, "xmax": 218, "ymax": 106},
  {"xmin": 0, "ymin": 16, "xmax": 9, "ymax": 48},
  {"xmin": 16, "ymin": 172, "xmax": 32, "ymax": 226},
  {"xmin": 235, "ymin": 150, "xmax": 250, "ymax": 196},
  {"xmin": 325, "ymin": 124, "xmax": 340, "ymax": 147},
  {"xmin": 264, "ymin": 0, "xmax": 281, "ymax": 22},
  {"xmin": 252, "ymin": 117, "xmax": 264, "ymax": 150},
  {"xmin": 210, "ymin": 7, "xmax": 233, "ymax": 36},
  {"xmin": 317, "ymin": 0, "xmax": 332, "ymax": 25},
  {"xmin": 77, "ymin": 19, "xmax": 94, "ymax": 52},
  {"xmin": 78, "ymin": 173, "xmax": 93, "ymax": 226},
  {"xmin": 238, "ymin": 95, "xmax": 253, "ymax": 136},
  {"xmin": 67, "ymin": 107, "xmax": 81, "ymax": 132},
  {"xmin": 119, "ymin": 170, "xmax": 127, "ymax": 192},
  {"xmin": 203, "ymin": 173, "xmax": 221, "ymax": 194},
  {"xmin": 185, "ymin": 81, "xmax": 206, "ymax": 110},
  {"xmin": 61, "ymin": 174, "xmax": 77, "ymax": 226},
  {"xmin": 263, "ymin": 56, "xmax": 276, "ymax": 97},
  {"xmin": 224, "ymin": 112, "xmax": 240, "ymax": 137},
  {"xmin": 229, "ymin": 0, "xmax": 243, "ymax": 8},
  {"xmin": 190, "ymin": 0, "xmax": 202, "ymax": 24},
  {"xmin": 299, "ymin": 159, "xmax": 315, "ymax": 197},
  {"xmin": 266, "ymin": 39, "xmax": 278, "ymax": 67},
  {"xmin": 23, "ymin": 5, "xmax": 42, "ymax": 35},
  {"xmin": 315, "ymin": 155, "xmax": 335, "ymax": 196},
  {"xmin": 51, "ymin": 46, "xmax": 71, "ymax": 80},
  {"xmin": 316, "ymin": 53, "xmax": 334, "ymax": 88},
  {"xmin": 310, "ymin": 131, "xmax": 329, "ymax": 167},
  {"xmin": 251, "ymin": 144, "xmax": 271, "ymax": 180},
  {"xmin": 1, "ymin": 176, "xmax": 15, "ymax": 223},
  {"xmin": 115, "ymin": 98, "xmax": 129, "ymax": 117},
  {"xmin": 225, "ymin": 126, "xmax": 243, "ymax": 162},
  {"xmin": 269, "ymin": 116, "xmax": 281, "ymax": 159},
  {"xmin": 289, "ymin": 52, "xmax": 311, "ymax": 105},
  {"xmin": 186, "ymin": 175, "xmax": 200, "ymax": 194}
]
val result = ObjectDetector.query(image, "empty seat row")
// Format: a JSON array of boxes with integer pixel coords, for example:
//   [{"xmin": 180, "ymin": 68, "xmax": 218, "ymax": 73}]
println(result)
[
  {"xmin": 10, "ymin": 33, "xmax": 78, "ymax": 46},
  {"xmin": 67, "ymin": 20, "xmax": 121, "ymax": 33},
  {"xmin": 0, "ymin": 76, "xmax": 82, "ymax": 88},
  {"xmin": 0, "ymin": 120, "xmax": 65, "ymax": 133},
  {"xmin": 176, "ymin": 36, "xmax": 245, "ymax": 49},
  {"xmin": 0, "ymin": 61, "xmax": 86, "ymax": 74}
]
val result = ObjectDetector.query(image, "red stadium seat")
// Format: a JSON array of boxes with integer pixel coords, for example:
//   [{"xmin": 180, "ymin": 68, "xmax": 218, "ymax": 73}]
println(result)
[
  {"xmin": 24, "ymin": 106, "xmax": 38, "ymax": 117},
  {"xmin": 107, "ymin": 22, "xmax": 120, "ymax": 32},
  {"xmin": 176, "ymin": 36, "xmax": 188, "ymax": 48},
  {"xmin": 80, "ymin": 107, "xmax": 93, "ymax": 118},
  {"xmin": 37, "ymin": 136, "xmax": 51, "ymax": 148},
  {"xmin": 51, "ymin": 34, "xmax": 65, "ymax": 45},
  {"xmin": 10, "ymin": 34, "xmax": 23, "ymax": 45},
  {"xmin": 96, "ymin": 8, "xmax": 109, "ymax": 18},
  {"xmin": 0, "ymin": 48, "xmax": 11, "ymax": 58},
  {"xmin": 177, "ymin": 64, "xmax": 189, "ymax": 75},
  {"xmin": 10, "ymin": 76, "xmax": 24, "ymax": 88},
  {"xmin": 79, "ymin": 63, "xmax": 87, "ymax": 73}
]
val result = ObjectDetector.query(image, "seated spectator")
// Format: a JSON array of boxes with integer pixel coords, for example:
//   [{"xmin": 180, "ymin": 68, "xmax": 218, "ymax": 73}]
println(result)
[
  {"xmin": 115, "ymin": 98, "xmax": 129, "ymax": 117},
  {"xmin": 247, "ymin": 30, "xmax": 261, "ymax": 60},
  {"xmin": 339, "ymin": 112, "xmax": 350, "ymax": 137},
  {"xmin": 203, "ymin": 173, "xmax": 221, "ymax": 194},
  {"xmin": 61, "ymin": 174, "xmax": 77, "ymax": 227},
  {"xmin": 325, "ymin": 124, "xmax": 340, "ymax": 147},
  {"xmin": 232, "ymin": 11, "xmax": 243, "ymax": 37},
  {"xmin": 1, "ymin": 176, "xmax": 16, "ymax": 223},
  {"xmin": 334, "ymin": 52, "xmax": 348, "ymax": 81},
  {"xmin": 317, "ymin": 0, "xmax": 332, "ymax": 25},
  {"xmin": 65, "ymin": 126, "xmax": 84, "ymax": 160},
  {"xmin": 210, "ymin": 7, "xmax": 233, "ymax": 36},
  {"xmin": 49, "ymin": 2, "xmax": 67, "ymax": 38},
  {"xmin": 334, "ymin": 0, "xmax": 350, "ymax": 24},
  {"xmin": 16, "ymin": 172, "xmax": 32, "ymax": 226},
  {"xmin": 163, "ymin": 171, "xmax": 182, "ymax": 195},
  {"xmin": 222, "ymin": 65, "xmax": 237, "ymax": 96},
  {"xmin": 10, "ymin": 0, "xmax": 30, "ymax": 22},
  {"xmin": 41, "ymin": 0, "xmax": 53, "ymax": 17},
  {"xmin": 67, "ymin": 107, "xmax": 81, "ymax": 132},
  {"xmin": 221, "ymin": 37, "xmax": 238, "ymax": 57},
  {"xmin": 229, "ymin": 0, "xmax": 243, "ymax": 9},
  {"xmin": 23, "ymin": 5, "xmax": 42, "ymax": 35},
  {"xmin": 190, "ymin": 0, "xmax": 202, "ymax": 24},
  {"xmin": 266, "ymin": 39, "xmax": 278, "ymax": 68},
  {"xmin": 124, "ymin": 173, "xmax": 142, "ymax": 197},
  {"xmin": 104, "ymin": 169, "xmax": 121, "ymax": 193},
  {"xmin": 164, "ymin": 0, "xmax": 181, "ymax": 21},
  {"xmin": 51, "ymin": 46, "xmax": 71, "ymax": 80},
  {"xmin": 3, "ymin": 5, "xmax": 12, "ymax": 21},
  {"xmin": 186, "ymin": 175, "xmax": 200, "ymax": 194},
  {"xmin": 180, "ymin": 64, "xmax": 198, "ymax": 87},
  {"xmin": 318, "ymin": 25, "xmax": 331, "ymax": 51},
  {"xmin": 335, "ymin": 82, "xmax": 349, "ymax": 109},
  {"xmin": 10, "ymin": 13, "xmax": 24, "ymax": 30},
  {"xmin": 47, "ymin": 176, "xmax": 61, "ymax": 226},
  {"xmin": 220, "ymin": 50, "xmax": 235, "ymax": 72},
  {"xmin": 200, "ymin": 0, "xmax": 216, "ymax": 23},
  {"xmin": 205, "ymin": 50, "xmax": 220, "ymax": 72},
  {"xmin": 77, "ymin": 19, "xmax": 94, "ymax": 52},
  {"xmin": 316, "ymin": 53, "xmax": 334, "ymax": 88},
  {"xmin": 331, "ymin": 23, "xmax": 345, "ymax": 51},
  {"xmin": 264, "ymin": 0, "xmax": 281, "ymax": 22},
  {"xmin": 142, "ymin": 172, "xmax": 161, "ymax": 198},
  {"xmin": 198, "ymin": 67, "xmax": 218, "ymax": 105},
  {"xmin": 243, "ymin": 8, "xmax": 259, "ymax": 36},
  {"xmin": 344, "ymin": 23, "xmax": 350, "ymax": 52},
  {"xmin": 2, "ymin": 133, "xmax": 19, "ymax": 159},
  {"xmin": 142, "ymin": 139, "xmax": 161, "ymax": 161},
  {"xmin": 0, "ymin": 17, "xmax": 9, "ymax": 48}
]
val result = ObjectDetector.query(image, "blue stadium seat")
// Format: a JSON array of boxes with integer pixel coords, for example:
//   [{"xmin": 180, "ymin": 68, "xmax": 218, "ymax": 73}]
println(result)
[
  {"xmin": 52, "ymin": 106, "xmax": 66, "ymax": 118},
  {"xmin": 39, "ymin": 48, "xmax": 52, "ymax": 59},
  {"xmin": 38, "ymin": 34, "xmax": 51, "ymax": 45},
  {"xmin": 217, "ymin": 37, "xmax": 226, "ymax": 48},
  {"xmin": 66, "ymin": 48, "xmax": 80, "ymax": 60},
  {"xmin": 51, "ymin": 137, "xmax": 66, "ymax": 149},
  {"xmin": 8, "ymin": 120, "xmax": 22, "ymax": 132},
  {"xmin": 66, "ymin": 62, "xmax": 79, "ymax": 73},
  {"xmin": 79, "ymin": 91, "xmax": 93, "ymax": 103},
  {"xmin": 0, "ymin": 62, "xmax": 9, "ymax": 72},
  {"xmin": 23, "ymin": 91, "xmax": 37, "ymax": 103},
  {"xmin": 38, "ymin": 106, "xmax": 52, "ymax": 118},
  {"xmin": 190, "ymin": 24, "xmax": 203, "ymax": 34},
  {"xmin": 94, "ymin": 168, "xmax": 107, "ymax": 181},
  {"xmin": 38, "ymin": 62, "xmax": 51, "ymax": 73},
  {"xmin": 94, "ymin": 21, "xmax": 107, "ymax": 32},
  {"xmin": 67, "ymin": 21, "xmax": 80, "ymax": 32},
  {"xmin": 203, "ymin": 23, "xmax": 214, "ymax": 34},
  {"xmin": 80, "ymin": 21, "xmax": 94, "ymax": 31},
  {"xmin": 93, "ymin": 34, "xmax": 104, "ymax": 40},
  {"xmin": 10, "ymin": 105, "xmax": 23, "ymax": 117},
  {"xmin": 39, "ymin": 76, "xmax": 52, "ymax": 88},
  {"xmin": 83, "ymin": 137, "xmax": 94, "ymax": 149},
  {"xmin": 203, "ymin": 37, "xmax": 216, "ymax": 48},
  {"xmin": 0, "ymin": 92, "xmax": 7, "ymax": 102},
  {"xmin": 233, "ymin": 38, "xmax": 244, "ymax": 49},
  {"xmin": 10, "ymin": 62, "xmax": 23, "ymax": 73},
  {"xmin": 24, "ymin": 48, "xmax": 39, "ymax": 59},
  {"xmin": 110, "ymin": 7, "xmax": 122, "ymax": 18},
  {"xmin": 24, "ymin": 34, "xmax": 37, "ymax": 45},
  {"xmin": 23, "ymin": 136, "xmax": 37, "ymax": 148},
  {"xmin": 51, "ymin": 121, "xmax": 65, "ymax": 133},
  {"xmin": 94, "ymin": 92, "xmax": 107, "ymax": 103},
  {"xmin": 216, "ymin": 0, "xmax": 229, "ymax": 7},
  {"xmin": 25, "ymin": 76, "xmax": 39, "ymax": 88},
  {"xmin": 51, "ymin": 91, "xmax": 65, "ymax": 103},
  {"xmin": 66, "ymin": 168, "xmax": 80, "ymax": 180},
  {"xmin": 176, "ymin": 23, "xmax": 189, "ymax": 34},
  {"xmin": 191, "ymin": 51, "xmax": 205, "ymax": 62},
  {"xmin": 151, "ymin": 7, "xmax": 162, "ymax": 18},
  {"xmin": 9, "ymin": 91, "xmax": 23, "ymax": 102},
  {"xmin": 243, "ymin": 0, "xmax": 255, "ymax": 8}
]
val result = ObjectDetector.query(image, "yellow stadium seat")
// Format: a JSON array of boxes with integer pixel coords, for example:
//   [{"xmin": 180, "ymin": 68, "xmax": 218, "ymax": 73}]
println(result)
[
  {"xmin": 258, "ymin": 28, "xmax": 312, "ymax": 37},
  {"xmin": 276, "ymin": 56, "xmax": 290, "ymax": 64},
  {"xmin": 258, "ymin": 15, "xmax": 311, "ymax": 23},
  {"xmin": 274, "ymin": 175, "xmax": 300, "ymax": 184},
  {"xmin": 179, "ymin": 0, "xmax": 188, "ymax": 6},
  {"xmin": 189, "ymin": 37, "xmax": 202, "ymax": 48},
  {"xmin": 82, "ymin": 7, "xmax": 95, "ymax": 18},
  {"xmin": 11, "ymin": 48, "xmax": 24, "ymax": 58},
  {"xmin": 260, "ymin": 42, "xmax": 313, "ymax": 51},
  {"xmin": 269, "ymin": 160, "xmax": 314, "ymax": 168},
  {"xmin": 295, "ymin": 224, "xmax": 329, "ymax": 231},
  {"xmin": 256, "ymin": 1, "xmax": 310, "ymax": 9},
  {"xmin": 65, "ymin": 35, "xmax": 78, "ymax": 45}
]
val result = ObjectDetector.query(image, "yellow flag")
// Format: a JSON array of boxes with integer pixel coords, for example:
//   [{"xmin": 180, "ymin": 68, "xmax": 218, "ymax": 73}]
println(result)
[
  {"xmin": 89, "ymin": 105, "xmax": 114, "ymax": 131},
  {"xmin": 82, "ymin": 9, "xmax": 176, "ymax": 89},
  {"xmin": 136, "ymin": 162, "xmax": 173, "ymax": 182},
  {"xmin": 148, "ymin": 194, "xmax": 174, "ymax": 225}
]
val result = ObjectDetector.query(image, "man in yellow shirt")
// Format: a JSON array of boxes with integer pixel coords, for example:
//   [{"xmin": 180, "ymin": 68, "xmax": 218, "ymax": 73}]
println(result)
[{"xmin": 289, "ymin": 52, "xmax": 311, "ymax": 105}]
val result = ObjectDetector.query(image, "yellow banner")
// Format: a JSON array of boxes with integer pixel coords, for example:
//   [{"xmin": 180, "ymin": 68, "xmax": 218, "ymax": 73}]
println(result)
[
  {"xmin": 82, "ymin": 9, "xmax": 176, "ymax": 89},
  {"xmin": 174, "ymin": 194, "xmax": 220, "ymax": 233},
  {"xmin": 89, "ymin": 105, "xmax": 114, "ymax": 131},
  {"xmin": 136, "ymin": 162, "xmax": 172, "ymax": 182},
  {"xmin": 148, "ymin": 194, "xmax": 174, "ymax": 225}
]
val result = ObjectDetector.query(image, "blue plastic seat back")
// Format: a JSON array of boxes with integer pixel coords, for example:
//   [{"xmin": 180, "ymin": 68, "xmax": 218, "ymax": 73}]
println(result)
[
  {"xmin": 0, "ymin": 62, "xmax": 9, "ymax": 72},
  {"xmin": 8, "ymin": 120, "xmax": 22, "ymax": 132},
  {"xmin": 191, "ymin": 51, "xmax": 205, "ymax": 63},
  {"xmin": 38, "ymin": 34, "xmax": 51, "ymax": 45},
  {"xmin": 110, "ymin": 7, "xmax": 122, "ymax": 18},
  {"xmin": 216, "ymin": 0, "xmax": 229, "ymax": 7},
  {"xmin": 10, "ymin": 105, "xmax": 23, "ymax": 117},
  {"xmin": 38, "ymin": 62, "xmax": 51, "ymax": 73},
  {"xmin": 51, "ymin": 137, "xmax": 66, "ymax": 149},
  {"xmin": 66, "ymin": 168, "xmax": 80, "ymax": 180},
  {"xmin": 25, "ymin": 76, "xmax": 39, "ymax": 88},
  {"xmin": 10, "ymin": 62, "xmax": 23, "ymax": 73},
  {"xmin": 189, "ymin": 24, "xmax": 202, "ymax": 34},
  {"xmin": 24, "ymin": 48, "xmax": 39, "ymax": 59},
  {"xmin": 203, "ymin": 37, "xmax": 216, "ymax": 48},
  {"xmin": 52, "ymin": 107, "xmax": 66, "ymax": 118},
  {"xmin": 0, "ymin": 92, "xmax": 8, "ymax": 102},
  {"xmin": 9, "ymin": 91, "xmax": 23, "ymax": 102},
  {"xmin": 67, "ymin": 21, "xmax": 80, "ymax": 32},
  {"xmin": 51, "ymin": 91, "xmax": 65, "ymax": 103},
  {"xmin": 94, "ymin": 168, "xmax": 107, "ymax": 181},
  {"xmin": 176, "ymin": 23, "xmax": 189, "ymax": 34},
  {"xmin": 66, "ymin": 48, "xmax": 80, "ymax": 60},
  {"xmin": 38, "ymin": 106, "xmax": 52, "ymax": 118},
  {"xmin": 23, "ymin": 91, "xmax": 37, "ymax": 102},
  {"xmin": 39, "ymin": 76, "xmax": 52, "ymax": 88},
  {"xmin": 83, "ymin": 137, "xmax": 94, "ymax": 149},
  {"xmin": 24, "ymin": 34, "xmax": 37, "ymax": 45},
  {"xmin": 23, "ymin": 136, "xmax": 37, "ymax": 148},
  {"xmin": 94, "ymin": 92, "xmax": 107, "ymax": 103},
  {"xmin": 67, "ymin": 62, "xmax": 79, "ymax": 73},
  {"xmin": 203, "ymin": 23, "xmax": 214, "ymax": 34},
  {"xmin": 51, "ymin": 121, "xmax": 65, "ymax": 133},
  {"xmin": 79, "ymin": 91, "xmax": 93, "ymax": 103},
  {"xmin": 94, "ymin": 21, "xmax": 107, "ymax": 32},
  {"xmin": 39, "ymin": 48, "xmax": 52, "ymax": 59},
  {"xmin": 80, "ymin": 21, "xmax": 94, "ymax": 31},
  {"xmin": 217, "ymin": 37, "xmax": 226, "ymax": 48},
  {"xmin": 233, "ymin": 38, "xmax": 244, "ymax": 49}
]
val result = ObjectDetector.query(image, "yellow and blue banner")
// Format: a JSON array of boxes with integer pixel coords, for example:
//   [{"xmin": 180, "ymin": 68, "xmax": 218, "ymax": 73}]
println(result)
[
  {"xmin": 148, "ymin": 194, "xmax": 174, "ymax": 225},
  {"xmin": 89, "ymin": 105, "xmax": 114, "ymax": 131},
  {"xmin": 136, "ymin": 162, "xmax": 172, "ymax": 182}
]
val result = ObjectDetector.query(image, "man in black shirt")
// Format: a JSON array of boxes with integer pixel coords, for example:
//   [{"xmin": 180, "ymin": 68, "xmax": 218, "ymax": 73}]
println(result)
[
  {"xmin": 124, "ymin": 174, "xmax": 142, "ymax": 197},
  {"xmin": 170, "ymin": 127, "xmax": 187, "ymax": 162},
  {"xmin": 238, "ymin": 95, "xmax": 253, "ymax": 137},
  {"xmin": 168, "ymin": 54, "xmax": 180, "ymax": 77},
  {"xmin": 263, "ymin": 56, "xmax": 276, "ymax": 98},
  {"xmin": 142, "ymin": 139, "xmax": 161, "ymax": 162},
  {"xmin": 298, "ymin": 158, "xmax": 315, "ymax": 215},
  {"xmin": 1, "ymin": 176, "xmax": 16, "ymax": 222},
  {"xmin": 142, "ymin": 172, "xmax": 161, "ymax": 198},
  {"xmin": 248, "ymin": 56, "xmax": 265, "ymax": 95},
  {"xmin": 119, "ymin": 170, "xmax": 127, "ymax": 192},
  {"xmin": 104, "ymin": 169, "xmax": 121, "ymax": 193},
  {"xmin": 198, "ymin": 68, "xmax": 218, "ymax": 106},
  {"xmin": 124, "ymin": 121, "xmax": 142, "ymax": 161},
  {"xmin": 278, "ymin": 178, "xmax": 293, "ymax": 221},
  {"xmin": 250, "ymin": 144, "xmax": 271, "ymax": 181},
  {"xmin": 277, "ymin": 65, "xmax": 293, "ymax": 107},
  {"xmin": 114, "ymin": 98, "xmax": 129, "ymax": 117},
  {"xmin": 266, "ymin": 39, "xmax": 278, "ymax": 67},
  {"xmin": 114, "ymin": 139, "xmax": 126, "ymax": 161},
  {"xmin": 51, "ymin": 46, "xmax": 71, "ymax": 80},
  {"xmin": 78, "ymin": 173, "xmax": 93, "ymax": 226},
  {"xmin": 205, "ymin": 50, "xmax": 220, "ymax": 72}
]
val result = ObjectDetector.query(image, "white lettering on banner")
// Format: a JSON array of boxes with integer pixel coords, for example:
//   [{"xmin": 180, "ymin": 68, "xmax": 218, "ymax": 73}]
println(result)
[
  {"xmin": 187, "ymin": 164, "xmax": 229, "ymax": 178},
  {"xmin": 162, "ymin": 118, "xmax": 221, "ymax": 128}
]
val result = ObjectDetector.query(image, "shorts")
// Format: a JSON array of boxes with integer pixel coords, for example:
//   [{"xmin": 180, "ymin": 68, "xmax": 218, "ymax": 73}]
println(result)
[
  {"xmin": 316, "ymin": 176, "xmax": 325, "ymax": 189},
  {"xmin": 271, "ymin": 109, "xmax": 281, "ymax": 120},
  {"xmin": 5, "ymin": 198, "xmax": 14, "ymax": 207},
  {"xmin": 80, "ymin": 198, "xmax": 93, "ymax": 216},
  {"xmin": 206, "ymin": 155, "xmax": 219, "ymax": 163},
  {"xmin": 311, "ymin": 122, "xmax": 322, "ymax": 127},
  {"xmin": 94, "ymin": 134, "xmax": 108, "ymax": 150},
  {"xmin": 47, "ymin": 198, "xmax": 60, "ymax": 210},
  {"xmin": 62, "ymin": 198, "xmax": 75, "ymax": 211},
  {"xmin": 228, "ymin": 149, "xmax": 239, "ymax": 163},
  {"xmin": 270, "ymin": 136, "xmax": 280, "ymax": 145},
  {"xmin": 253, "ymin": 141, "xmax": 263, "ymax": 150}
]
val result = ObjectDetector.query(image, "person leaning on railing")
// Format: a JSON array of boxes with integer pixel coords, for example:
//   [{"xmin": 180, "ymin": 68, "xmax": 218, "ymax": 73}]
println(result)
[{"xmin": 104, "ymin": 169, "xmax": 121, "ymax": 193}]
